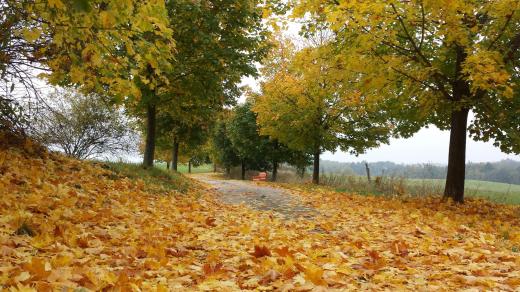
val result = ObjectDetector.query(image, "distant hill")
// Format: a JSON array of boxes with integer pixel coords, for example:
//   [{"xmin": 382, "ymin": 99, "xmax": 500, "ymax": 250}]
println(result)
[{"xmin": 319, "ymin": 159, "xmax": 520, "ymax": 185}]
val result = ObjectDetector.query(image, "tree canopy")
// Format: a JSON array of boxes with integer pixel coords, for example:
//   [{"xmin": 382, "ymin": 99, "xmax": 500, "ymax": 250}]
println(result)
[
  {"xmin": 292, "ymin": 0, "xmax": 520, "ymax": 199},
  {"xmin": 254, "ymin": 35, "xmax": 393, "ymax": 184}
]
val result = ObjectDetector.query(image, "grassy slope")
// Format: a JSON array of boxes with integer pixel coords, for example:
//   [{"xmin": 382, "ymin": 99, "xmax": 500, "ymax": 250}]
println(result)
[{"xmin": 104, "ymin": 162, "xmax": 191, "ymax": 193}]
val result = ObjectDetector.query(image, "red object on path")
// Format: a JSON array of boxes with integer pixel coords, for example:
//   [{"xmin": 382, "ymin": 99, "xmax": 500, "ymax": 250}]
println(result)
[{"xmin": 252, "ymin": 172, "xmax": 267, "ymax": 181}]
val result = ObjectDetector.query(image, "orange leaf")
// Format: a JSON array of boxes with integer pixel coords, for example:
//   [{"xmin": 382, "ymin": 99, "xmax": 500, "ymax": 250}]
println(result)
[
  {"xmin": 259, "ymin": 269, "xmax": 280, "ymax": 285},
  {"xmin": 23, "ymin": 257, "xmax": 51, "ymax": 280},
  {"xmin": 203, "ymin": 262, "xmax": 224, "ymax": 276},
  {"xmin": 273, "ymin": 246, "xmax": 294, "ymax": 258},
  {"xmin": 391, "ymin": 240, "xmax": 409, "ymax": 257},
  {"xmin": 303, "ymin": 265, "xmax": 327, "ymax": 286}
]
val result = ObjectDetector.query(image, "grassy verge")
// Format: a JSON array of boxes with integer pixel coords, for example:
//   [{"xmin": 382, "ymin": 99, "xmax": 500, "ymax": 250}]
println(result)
[
  {"xmin": 155, "ymin": 162, "xmax": 213, "ymax": 174},
  {"xmin": 103, "ymin": 161, "xmax": 191, "ymax": 194},
  {"xmin": 320, "ymin": 174, "xmax": 520, "ymax": 204},
  {"xmin": 407, "ymin": 178, "xmax": 520, "ymax": 204}
]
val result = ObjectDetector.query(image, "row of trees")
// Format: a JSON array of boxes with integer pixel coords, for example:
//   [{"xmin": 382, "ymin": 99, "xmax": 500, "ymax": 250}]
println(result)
[
  {"xmin": 320, "ymin": 160, "xmax": 520, "ymax": 185},
  {"xmin": 210, "ymin": 102, "xmax": 310, "ymax": 181},
  {"xmin": 249, "ymin": 1, "xmax": 519, "ymax": 202},
  {"xmin": 1, "ymin": 0, "xmax": 278, "ymax": 175},
  {"xmin": 2, "ymin": 0, "xmax": 519, "ymax": 204}
]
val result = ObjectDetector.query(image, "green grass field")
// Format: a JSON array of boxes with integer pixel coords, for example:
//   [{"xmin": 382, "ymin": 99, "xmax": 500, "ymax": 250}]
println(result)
[
  {"xmin": 406, "ymin": 178, "xmax": 520, "ymax": 204},
  {"xmin": 155, "ymin": 162, "xmax": 213, "ymax": 174},
  {"xmin": 104, "ymin": 161, "xmax": 191, "ymax": 193},
  {"xmin": 322, "ymin": 173, "xmax": 520, "ymax": 204}
]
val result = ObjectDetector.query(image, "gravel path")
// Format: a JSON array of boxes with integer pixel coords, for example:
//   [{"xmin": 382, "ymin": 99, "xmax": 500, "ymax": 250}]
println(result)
[{"xmin": 191, "ymin": 174, "xmax": 316, "ymax": 219}]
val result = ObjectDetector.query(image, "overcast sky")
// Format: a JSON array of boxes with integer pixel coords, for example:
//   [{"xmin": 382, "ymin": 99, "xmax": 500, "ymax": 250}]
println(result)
[{"xmin": 321, "ymin": 127, "xmax": 520, "ymax": 164}]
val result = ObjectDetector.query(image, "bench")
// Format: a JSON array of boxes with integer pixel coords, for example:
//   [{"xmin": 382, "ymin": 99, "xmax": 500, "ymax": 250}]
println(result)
[{"xmin": 252, "ymin": 172, "xmax": 267, "ymax": 181}]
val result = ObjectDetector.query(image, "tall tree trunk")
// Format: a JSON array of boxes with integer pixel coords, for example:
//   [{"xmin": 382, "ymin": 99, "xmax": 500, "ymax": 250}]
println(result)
[
  {"xmin": 213, "ymin": 162, "xmax": 217, "ymax": 173},
  {"xmin": 444, "ymin": 46, "xmax": 470, "ymax": 203},
  {"xmin": 188, "ymin": 160, "xmax": 192, "ymax": 173},
  {"xmin": 166, "ymin": 161, "xmax": 170, "ymax": 170},
  {"xmin": 143, "ymin": 104, "xmax": 156, "ymax": 168},
  {"xmin": 241, "ymin": 160, "xmax": 246, "ymax": 180},
  {"xmin": 312, "ymin": 148, "xmax": 320, "ymax": 185},
  {"xmin": 444, "ymin": 107, "xmax": 469, "ymax": 203},
  {"xmin": 272, "ymin": 160, "xmax": 278, "ymax": 182},
  {"xmin": 171, "ymin": 138, "xmax": 179, "ymax": 171},
  {"xmin": 226, "ymin": 167, "xmax": 230, "ymax": 175}
]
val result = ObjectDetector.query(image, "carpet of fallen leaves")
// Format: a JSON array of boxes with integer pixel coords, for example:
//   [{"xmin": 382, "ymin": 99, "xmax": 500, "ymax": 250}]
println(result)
[{"xmin": 1, "ymin": 147, "xmax": 520, "ymax": 291}]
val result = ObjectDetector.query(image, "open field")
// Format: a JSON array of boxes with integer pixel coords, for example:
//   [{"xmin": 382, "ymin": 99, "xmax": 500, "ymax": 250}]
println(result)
[
  {"xmin": 406, "ymin": 178, "xmax": 520, "ymax": 204},
  {"xmin": 155, "ymin": 162, "xmax": 214, "ymax": 174},
  {"xmin": 320, "ymin": 174, "xmax": 520, "ymax": 205}
]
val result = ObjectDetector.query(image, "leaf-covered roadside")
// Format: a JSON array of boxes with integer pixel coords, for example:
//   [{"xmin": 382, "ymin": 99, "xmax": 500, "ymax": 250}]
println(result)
[{"xmin": 1, "ymin": 148, "xmax": 520, "ymax": 291}]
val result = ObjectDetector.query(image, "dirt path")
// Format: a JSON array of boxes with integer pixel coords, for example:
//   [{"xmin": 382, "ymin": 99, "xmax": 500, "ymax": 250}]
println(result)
[{"xmin": 191, "ymin": 174, "xmax": 316, "ymax": 219}]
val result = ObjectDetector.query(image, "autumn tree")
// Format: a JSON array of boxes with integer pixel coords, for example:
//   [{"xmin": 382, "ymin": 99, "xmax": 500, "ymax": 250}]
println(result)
[
  {"xmin": 294, "ymin": 0, "xmax": 520, "ymax": 201},
  {"xmin": 1, "ymin": 0, "xmax": 174, "ymax": 102},
  {"xmin": 136, "ymin": 0, "xmax": 269, "ymax": 168},
  {"xmin": 254, "ymin": 36, "xmax": 392, "ymax": 184}
]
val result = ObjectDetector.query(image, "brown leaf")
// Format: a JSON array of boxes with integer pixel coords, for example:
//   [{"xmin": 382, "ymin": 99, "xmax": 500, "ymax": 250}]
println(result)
[
  {"xmin": 251, "ymin": 245, "xmax": 271, "ymax": 258},
  {"xmin": 205, "ymin": 217, "xmax": 217, "ymax": 227},
  {"xmin": 203, "ymin": 262, "xmax": 224, "ymax": 276},
  {"xmin": 390, "ymin": 240, "xmax": 409, "ymax": 257}
]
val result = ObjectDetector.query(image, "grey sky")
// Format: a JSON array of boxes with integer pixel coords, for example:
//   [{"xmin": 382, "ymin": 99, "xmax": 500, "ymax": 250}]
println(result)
[{"xmin": 321, "ymin": 127, "xmax": 520, "ymax": 164}]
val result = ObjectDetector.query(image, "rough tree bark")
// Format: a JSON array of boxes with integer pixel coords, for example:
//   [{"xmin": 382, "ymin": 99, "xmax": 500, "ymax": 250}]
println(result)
[
  {"xmin": 171, "ymin": 138, "xmax": 179, "ymax": 171},
  {"xmin": 272, "ymin": 140, "xmax": 279, "ymax": 182},
  {"xmin": 444, "ymin": 46, "xmax": 470, "ymax": 203},
  {"xmin": 143, "ymin": 104, "xmax": 156, "ymax": 168},
  {"xmin": 444, "ymin": 107, "xmax": 469, "ymax": 203}
]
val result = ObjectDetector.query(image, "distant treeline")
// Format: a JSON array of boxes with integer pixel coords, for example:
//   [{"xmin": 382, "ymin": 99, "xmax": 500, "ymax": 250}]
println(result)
[{"xmin": 319, "ymin": 160, "xmax": 520, "ymax": 185}]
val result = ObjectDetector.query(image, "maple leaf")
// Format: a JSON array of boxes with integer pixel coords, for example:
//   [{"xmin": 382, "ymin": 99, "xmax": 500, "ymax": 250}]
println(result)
[
  {"xmin": 303, "ymin": 264, "xmax": 327, "ymax": 286},
  {"xmin": 23, "ymin": 258, "xmax": 51, "ymax": 281},
  {"xmin": 362, "ymin": 250, "xmax": 387, "ymax": 270},
  {"xmin": 273, "ymin": 246, "xmax": 294, "ymax": 258},
  {"xmin": 251, "ymin": 245, "xmax": 271, "ymax": 258},
  {"xmin": 203, "ymin": 262, "xmax": 224, "ymax": 277},
  {"xmin": 165, "ymin": 247, "xmax": 188, "ymax": 257}
]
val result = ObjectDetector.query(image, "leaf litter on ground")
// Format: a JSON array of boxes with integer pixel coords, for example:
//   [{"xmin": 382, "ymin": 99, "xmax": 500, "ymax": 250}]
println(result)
[{"xmin": 1, "ymin": 146, "xmax": 520, "ymax": 291}]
